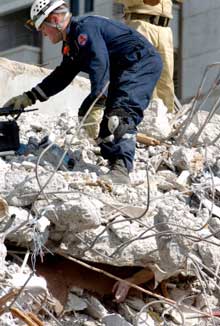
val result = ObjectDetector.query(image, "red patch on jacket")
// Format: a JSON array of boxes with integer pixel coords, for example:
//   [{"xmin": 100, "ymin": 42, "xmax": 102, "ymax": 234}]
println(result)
[
  {"xmin": 63, "ymin": 44, "xmax": 70, "ymax": 55},
  {"xmin": 78, "ymin": 34, "xmax": 88, "ymax": 46}
]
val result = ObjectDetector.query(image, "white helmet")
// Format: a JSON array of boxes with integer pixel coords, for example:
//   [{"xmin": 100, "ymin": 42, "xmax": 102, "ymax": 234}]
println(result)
[{"xmin": 30, "ymin": 0, "xmax": 66, "ymax": 30}]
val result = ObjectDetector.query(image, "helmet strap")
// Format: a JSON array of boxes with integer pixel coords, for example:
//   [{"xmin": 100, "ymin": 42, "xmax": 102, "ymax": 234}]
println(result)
[
  {"xmin": 56, "ymin": 23, "xmax": 62, "ymax": 31},
  {"xmin": 43, "ymin": 11, "xmax": 70, "ymax": 31}
]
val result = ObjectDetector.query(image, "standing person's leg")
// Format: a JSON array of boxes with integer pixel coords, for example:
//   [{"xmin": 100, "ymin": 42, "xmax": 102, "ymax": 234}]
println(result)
[
  {"xmin": 126, "ymin": 19, "xmax": 174, "ymax": 112},
  {"xmin": 156, "ymin": 26, "xmax": 174, "ymax": 112},
  {"xmin": 98, "ymin": 47, "xmax": 162, "ymax": 183}
]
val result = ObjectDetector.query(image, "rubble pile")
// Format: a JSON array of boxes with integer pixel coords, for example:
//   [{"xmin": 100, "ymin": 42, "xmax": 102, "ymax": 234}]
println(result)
[{"xmin": 0, "ymin": 98, "xmax": 220, "ymax": 325}]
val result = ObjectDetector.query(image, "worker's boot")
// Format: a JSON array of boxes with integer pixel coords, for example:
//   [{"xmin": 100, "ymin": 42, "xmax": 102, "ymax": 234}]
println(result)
[{"xmin": 101, "ymin": 159, "xmax": 130, "ymax": 185}]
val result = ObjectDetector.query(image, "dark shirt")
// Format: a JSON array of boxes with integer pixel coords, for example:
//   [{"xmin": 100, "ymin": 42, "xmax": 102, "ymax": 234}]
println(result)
[{"xmin": 33, "ymin": 15, "xmax": 155, "ymax": 114}]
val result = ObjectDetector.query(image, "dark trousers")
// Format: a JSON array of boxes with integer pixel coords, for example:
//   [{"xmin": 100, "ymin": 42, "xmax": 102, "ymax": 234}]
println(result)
[{"xmin": 99, "ymin": 46, "xmax": 163, "ymax": 171}]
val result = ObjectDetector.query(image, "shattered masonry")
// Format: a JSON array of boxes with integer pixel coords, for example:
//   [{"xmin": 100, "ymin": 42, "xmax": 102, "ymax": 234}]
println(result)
[{"xmin": 1, "ymin": 59, "xmax": 220, "ymax": 325}]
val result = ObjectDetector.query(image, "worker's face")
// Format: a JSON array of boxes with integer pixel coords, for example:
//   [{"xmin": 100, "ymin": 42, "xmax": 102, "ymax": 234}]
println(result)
[{"xmin": 39, "ymin": 17, "xmax": 63, "ymax": 44}]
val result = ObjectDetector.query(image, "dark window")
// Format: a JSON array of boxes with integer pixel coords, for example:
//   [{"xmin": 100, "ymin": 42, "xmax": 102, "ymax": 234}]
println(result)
[
  {"xmin": 0, "ymin": 8, "xmax": 41, "ymax": 52},
  {"xmin": 71, "ymin": 0, "xmax": 80, "ymax": 16},
  {"xmin": 84, "ymin": 0, "xmax": 94, "ymax": 13}
]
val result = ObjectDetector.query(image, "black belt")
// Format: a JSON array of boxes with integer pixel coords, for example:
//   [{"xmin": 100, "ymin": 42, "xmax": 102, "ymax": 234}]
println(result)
[{"xmin": 125, "ymin": 13, "xmax": 170, "ymax": 27}]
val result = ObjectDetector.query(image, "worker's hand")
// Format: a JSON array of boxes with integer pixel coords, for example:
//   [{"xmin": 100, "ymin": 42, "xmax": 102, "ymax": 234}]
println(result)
[
  {"xmin": 112, "ymin": 281, "xmax": 130, "ymax": 303},
  {"xmin": 143, "ymin": 0, "xmax": 160, "ymax": 5},
  {"xmin": 3, "ymin": 93, "xmax": 33, "ymax": 109},
  {"xmin": 78, "ymin": 96, "xmax": 106, "ymax": 139}
]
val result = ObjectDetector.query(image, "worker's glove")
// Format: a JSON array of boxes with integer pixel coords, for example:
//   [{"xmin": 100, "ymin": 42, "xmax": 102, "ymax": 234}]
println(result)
[
  {"xmin": 78, "ymin": 97, "xmax": 106, "ymax": 140},
  {"xmin": 79, "ymin": 105, "xmax": 104, "ymax": 139},
  {"xmin": 3, "ymin": 92, "xmax": 33, "ymax": 110}
]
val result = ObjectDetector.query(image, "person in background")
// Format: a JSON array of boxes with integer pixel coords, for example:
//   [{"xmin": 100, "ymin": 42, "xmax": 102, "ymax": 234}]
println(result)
[
  {"xmin": 115, "ymin": 0, "xmax": 183, "ymax": 112},
  {"xmin": 3, "ymin": 0, "xmax": 162, "ymax": 184}
]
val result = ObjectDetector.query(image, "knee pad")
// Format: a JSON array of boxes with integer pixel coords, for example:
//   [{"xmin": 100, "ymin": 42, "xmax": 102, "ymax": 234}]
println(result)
[
  {"xmin": 107, "ymin": 115, "xmax": 130, "ymax": 140},
  {"xmin": 98, "ymin": 108, "xmax": 136, "ymax": 143}
]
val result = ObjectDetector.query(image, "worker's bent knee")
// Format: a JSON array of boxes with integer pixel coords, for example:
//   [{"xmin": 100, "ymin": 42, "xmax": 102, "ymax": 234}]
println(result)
[{"xmin": 98, "ymin": 108, "xmax": 136, "ymax": 142}]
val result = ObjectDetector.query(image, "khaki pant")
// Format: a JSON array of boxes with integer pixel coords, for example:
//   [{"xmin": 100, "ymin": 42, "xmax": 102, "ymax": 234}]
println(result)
[{"xmin": 126, "ymin": 18, "xmax": 174, "ymax": 112}]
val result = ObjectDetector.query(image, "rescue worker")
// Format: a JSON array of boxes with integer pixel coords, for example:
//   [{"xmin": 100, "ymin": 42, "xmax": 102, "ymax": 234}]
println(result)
[
  {"xmin": 4, "ymin": 0, "xmax": 162, "ymax": 184},
  {"xmin": 115, "ymin": 0, "xmax": 183, "ymax": 112}
]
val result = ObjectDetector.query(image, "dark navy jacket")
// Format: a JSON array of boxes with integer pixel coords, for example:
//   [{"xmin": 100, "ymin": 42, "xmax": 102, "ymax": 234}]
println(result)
[{"xmin": 32, "ymin": 15, "xmax": 157, "ymax": 114}]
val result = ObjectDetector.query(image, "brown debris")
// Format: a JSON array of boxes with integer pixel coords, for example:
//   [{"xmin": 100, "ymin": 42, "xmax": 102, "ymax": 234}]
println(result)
[
  {"xmin": 26, "ymin": 312, "xmax": 44, "ymax": 326},
  {"xmin": 136, "ymin": 132, "xmax": 160, "ymax": 146},
  {"xmin": 0, "ymin": 197, "xmax": 9, "ymax": 219},
  {"xmin": 86, "ymin": 180, "xmax": 113, "ymax": 192},
  {"xmin": 11, "ymin": 307, "xmax": 43, "ymax": 326},
  {"xmin": 0, "ymin": 289, "xmax": 19, "ymax": 315},
  {"xmin": 0, "ymin": 289, "xmax": 44, "ymax": 325},
  {"xmin": 160, "ymin": 280, "xmax": 169, "ymax": 298}
]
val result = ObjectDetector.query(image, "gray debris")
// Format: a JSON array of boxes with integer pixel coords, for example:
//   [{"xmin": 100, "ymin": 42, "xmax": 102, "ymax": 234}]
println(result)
[
  {"xmin": 102, "ymin": 314, "xmax": 133, "ymax": 326},
  {"xmin": 1, "ymin": 60, "xmax": 220, "ymax": 326}
]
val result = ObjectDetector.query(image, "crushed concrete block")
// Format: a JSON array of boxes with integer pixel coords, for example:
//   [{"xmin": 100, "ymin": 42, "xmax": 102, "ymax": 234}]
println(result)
[
  {"xmin": 9, "ymin": 273, "xmax": 47, "ymax": 295},
  {"xmin": 0, "ymin": 313, "xmax": 16, "ymax": 326},
  {"xmin": 102, "ymin": 313, "xmax": 133, "ymax": 326},
  {"xmin": 66, "ymin": 293, "xmax": 88, "ymax": 312},
  {"xmin": 5, "ymin": 206, "xmax": 35, "ymax": 245},
  {"xmin": 196, "ymin": 229, "xmax": 220, "ymax": 267},
  {"xmin": 85, "ymin": 296, "xmax": 108, "ymax": 319},
  {"xmin": 172, "ymin": 147, "xmax": 204, "ymax": 172},
  {"xmin": 6, "ymin": 170, "xmax": 68, "ymax": 207},
  {"xmin": 43, "ymin": 195, "xmax": 101, "ymax": 234},
  {"xmin": 138, "ymin": 99, "xmax": 172, "ymax": 140}
]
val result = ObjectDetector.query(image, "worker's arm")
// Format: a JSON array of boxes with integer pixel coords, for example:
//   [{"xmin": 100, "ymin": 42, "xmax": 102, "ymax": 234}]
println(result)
[
  {"xmin": 3, "ymin": 47, "xmax": 80, "ymax": 109},
  {"xmin": 30, "ymin": 56, "xmax": 80, "ymax": 102},
  {"xmin": 77, "ymin": 24, "xmax": 110, "ymax": 118},
  {"xmin": 112, "ymin": 268, "xmax": 154, "ymax": 303}
]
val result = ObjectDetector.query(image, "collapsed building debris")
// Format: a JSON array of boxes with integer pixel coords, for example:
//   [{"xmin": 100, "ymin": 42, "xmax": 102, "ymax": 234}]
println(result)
[{"xmin": 1, "ymin": 59, "xmax": 220, "ymax": 325}]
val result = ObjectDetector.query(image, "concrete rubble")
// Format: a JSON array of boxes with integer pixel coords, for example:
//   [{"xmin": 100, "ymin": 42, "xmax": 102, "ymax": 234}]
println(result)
[{"xmin": 0, "ymin": 59, "xmax": 220, "ymax": 325}]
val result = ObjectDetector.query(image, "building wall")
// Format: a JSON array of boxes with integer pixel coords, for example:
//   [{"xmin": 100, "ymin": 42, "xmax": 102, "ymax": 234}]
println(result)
[
  {"xmin": 181, "ymin": 0, "xmax": 220, "ymax": 102},
  {"xmin": 0, "ymin": 0, "xmax": 32, "ymax": 14},
  {"xmin": 79, "ymin": 0, "xmax": 113, "ymax": 17},
  {"xmin": 0, "ymin": 5, "xmax": 40, "ymax": 54},
  {"xmin": 171, "ymin": 3, "xmax": 180, "ymax": 51},
  {"xmin": 0, "ymin": 45, "xmax": 40, "ymax": 65}
]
